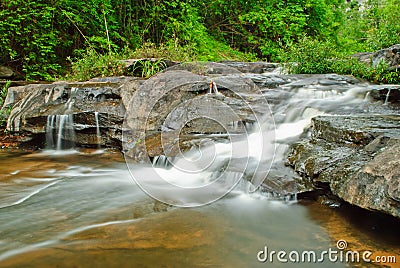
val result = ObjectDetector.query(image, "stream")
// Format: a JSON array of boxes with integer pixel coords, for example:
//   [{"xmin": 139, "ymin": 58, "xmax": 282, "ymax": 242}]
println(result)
[
  {"xmin": 0, "ymin": 149, "xmax": 398, "ymax": 267},
  {"xmin": 1, "ymin": 70, "xmax": 399, "ymax": 267}
]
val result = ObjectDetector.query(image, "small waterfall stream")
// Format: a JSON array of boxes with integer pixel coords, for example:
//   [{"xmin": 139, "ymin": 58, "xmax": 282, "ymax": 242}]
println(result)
[
  {"xmin": 384, "ymin": 88, "xmax": 391, "ymax": 105},
  {"xmin": 94, "ymin": 112, "xmax": 101, "ymax": 147},
  {"xmin": 133, "ymin": 77, "xmax": 389, "ymax": 206},
  {"xmin": 44, "ymin": 87, "xmax": 79, "ymax": 150},
  {"xmin": 45, "ymin": 114, "xmax": 76, "ymax": 150}
]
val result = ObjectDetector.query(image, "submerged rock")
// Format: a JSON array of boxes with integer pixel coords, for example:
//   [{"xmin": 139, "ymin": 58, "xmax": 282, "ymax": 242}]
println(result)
[{"xmin": 288, "ymin": 115, "xmax": 400, "ymax": 218}]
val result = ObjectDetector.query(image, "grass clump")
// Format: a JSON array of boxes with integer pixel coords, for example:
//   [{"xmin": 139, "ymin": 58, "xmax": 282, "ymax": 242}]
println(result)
[{"xmin": 66, "ymin": 42, "xmax": 254, "ymax": 81}]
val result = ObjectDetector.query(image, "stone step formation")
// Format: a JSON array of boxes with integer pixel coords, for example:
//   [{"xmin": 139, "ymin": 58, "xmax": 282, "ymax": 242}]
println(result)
[{"xmin": 2, "ymin": 61, "xmax": 399, "ymax": 217}]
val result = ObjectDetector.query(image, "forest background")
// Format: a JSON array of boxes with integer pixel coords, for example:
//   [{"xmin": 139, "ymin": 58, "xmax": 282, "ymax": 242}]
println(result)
[{"xmin": 0, "ymin": 0, "xmax": 399, "ymax": 82}]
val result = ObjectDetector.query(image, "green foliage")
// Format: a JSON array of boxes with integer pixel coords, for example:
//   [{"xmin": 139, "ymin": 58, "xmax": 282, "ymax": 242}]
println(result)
[
  {"xmin": 194, "ymin": 0, "xmax": 342, "ymax": 61},
  {"xmin": 0, "ymin": 0, "xmax": 399, "ymax": 84},
  {"xmin": 285, "ymin": 38, "xmax": 400, "ymax": 84},
  {"xmin": 338, "ymin": 0, "xmax": 400, "ymax": 52},
  {"xmin": 67, "ymin": 41, "xmax": 252, "ymax": 81},
  {"xmin": 0, "ymin": 81, "xmax": 11, "ymax": 107},
  {"xmin": 66, "ymin": 49, "xmax": 126, "ymax": 81},
  {"xmin": 0, "ymin": 1, "xmax": 61, "ymax": 80},
  {"xmin": 131, "ymin": 59, "xmax": 167, "ymax": 78}
]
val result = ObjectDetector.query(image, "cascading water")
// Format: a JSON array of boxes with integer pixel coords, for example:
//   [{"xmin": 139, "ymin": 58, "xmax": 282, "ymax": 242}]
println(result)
[
  {"xmin": 384, "ymin": 88, "xmax": 391, "ymax": 105},
  {"xmin": 45, "ymin": 114, "xmax": 76, "ymax": 150},
  {"xmin": 134, "ymin": 77, "xmax": 376, "ymax": 204},
  {"xmin": 45, "ymin": 87, "xmax": 78, "ymax": 150},
  {"xmin": 94, "ymin": 112, "xmax": 101, "ymax": 146},
  {"xmin": 2, "ymin": 71, "xmax": 399, "ymax": 267}
]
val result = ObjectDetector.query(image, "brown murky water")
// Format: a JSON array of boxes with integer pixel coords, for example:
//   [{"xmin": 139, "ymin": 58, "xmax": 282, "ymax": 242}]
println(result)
[{"xmin": 0, "ymin": 150, "xmax": 398, "ymax": 267}]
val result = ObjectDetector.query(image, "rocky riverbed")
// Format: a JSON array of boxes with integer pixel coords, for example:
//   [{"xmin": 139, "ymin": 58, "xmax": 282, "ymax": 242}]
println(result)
[{"xmin": 1, "ymin": 61, "xmax": 399, "ymax": 218}]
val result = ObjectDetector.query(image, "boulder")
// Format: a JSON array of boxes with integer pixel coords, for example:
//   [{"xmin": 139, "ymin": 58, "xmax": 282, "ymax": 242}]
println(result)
[
  {"xmin": 288, "ymin": 115, "xmax": 400, "ymax": 218},
  {"xmin": 123, "ymin": 65, "xmax": 263, "ymax": 160},
  {"xmin": 220, "ymin": 61, "xmax": 281, "ymax": 74},
  {"xmin": 371, "ymin": 44, "xmax": 400, "ymax": 68},
  {"xmin": 353, "ymin": 44, "xmax": 400, "ymax": 69}
]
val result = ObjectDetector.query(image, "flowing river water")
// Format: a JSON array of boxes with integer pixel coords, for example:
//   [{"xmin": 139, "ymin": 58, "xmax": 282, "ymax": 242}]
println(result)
[
  {"xmin": 0, "ymin": 73, "xmax": 399, "ymax": 267},
  {"xmin": 0, "ymin": 149, "xmax": 399, "ymax": 267}
]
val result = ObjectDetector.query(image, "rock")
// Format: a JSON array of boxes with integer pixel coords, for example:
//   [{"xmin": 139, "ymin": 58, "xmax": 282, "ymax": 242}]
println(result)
[
  {"xmin": 123, "ymin": 68, "xmax": 262, "ymax": 160},
  {"xmin": 167, "ymin": 61, "xmax": 242, "ymax": 75},
  {"xmin": 352, "ymin": 52, "xmax": 374, "ymax": 64},
  {"xmin": 282, "ymin": 73, "xmax": 360, "ymax": 88},
  {"xmin": 219, "ymin": 61, "xmax": 281, "ymax": 74},
  {"xmin": 5, "ymin": 77, "xmax": 140, "ymax": 148},
  {"xmin": 311, "ymin": 115, "xmax": 400, "ymax": 144},
  {"xmin": 242, "ymin": 73, "xmax": 294, "ymax": 89},
  {"xmin": 288, "ymin": 115, "xmax": 400, "ymax": 218},
  {"xmin": 353, "ymin": 44, "xmax": 400, "ymax": 69},
  {"xmin": 368, "ymin": 85, "xmax": 400, "ymax": 104},
  {"xmin": 371, "ymin": 44, "xmax": 400, "ymax": 68},
  {"xmin": 0, "ymin": 66, "xmax": 14, "ymax": 78}
]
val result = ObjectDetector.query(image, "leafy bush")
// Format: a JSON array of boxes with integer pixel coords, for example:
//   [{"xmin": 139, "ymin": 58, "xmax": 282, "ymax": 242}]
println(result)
[
  {"xmin": 130, "ymin": 59, "xmax": 167, "ymax": 78},
  {"xmin": 66, "ymin": 49, "xmax": 126, "ymax": 81},
  {"xmin": 285, "ymin": 38, "xmax": 400, "ymax": 84},
  {"xmin": 67, "ymin": 41, "xmax": 253, "ymax": 81},
  {"xmin": 338, "ymin": 0, "xmax": 400, "ymax": 52}
]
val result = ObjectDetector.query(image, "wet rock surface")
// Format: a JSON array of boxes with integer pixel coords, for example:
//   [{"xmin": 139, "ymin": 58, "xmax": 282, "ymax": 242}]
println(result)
[
  {"xmin": 3, "ymin": 77, "xmax": 141, "ymax": 148},
  {"xmin": 123, "ymin": 62, "xmax": 266, "ymax": 161},
  {"xmin": 288, "ymin": 115, "xmax": 400, "ymax": 217}
]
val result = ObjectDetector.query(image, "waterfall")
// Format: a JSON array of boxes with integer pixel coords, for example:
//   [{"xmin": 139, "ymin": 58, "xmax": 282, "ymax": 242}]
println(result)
[
  {"xmin": 384, "ymin": 88, "xmax": 391, "ymax": 105},
  {"xmin": 45, "ymin": 114, "xmax": 76, "ymax": 150},
  {"xmin": 230, "ymin": 121, "xmax": 239, "ymax": 131},
  {"xmin": 152, "ymin": 155, "xmax": 170, "ymax": 168},
  {"xmin": 364, "ymin": 91, "xmax": 371, "ymax": 101},
  {"xmin": 133, "ymin": 78, "xmax": 380, "ymax": 206},
  {"xmin": 66, "ymin": 87, "xmax": 78, "ymax": 112},
  {"xmin": 44, "ymin": 87, "xmax": 79, "ymax": 150},
  {"xmin": 212, "ymin": 82, "xmax": 219, "ymax": 94},
  {"xmin": 94, "ymin": 112, "xmax": 101, "ymax": 146}
]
